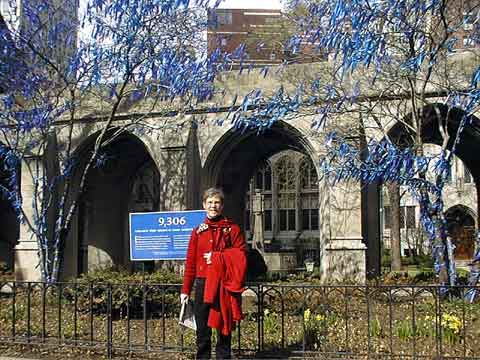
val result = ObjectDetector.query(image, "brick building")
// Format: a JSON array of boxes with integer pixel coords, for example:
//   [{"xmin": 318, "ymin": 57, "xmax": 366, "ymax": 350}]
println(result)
[{"xmin": 207, "ymin": 8, "xmax": 284, "ymax": 66}]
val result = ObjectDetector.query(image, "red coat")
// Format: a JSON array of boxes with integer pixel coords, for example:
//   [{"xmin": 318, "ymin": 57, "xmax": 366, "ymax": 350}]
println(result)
[
  {"xmin": 204, "ymin": 248, "xmax": 247, "ymax": 335},
  {"xmin": 181, "ymin": 217, "xmax": 247, "ymax": 296}
]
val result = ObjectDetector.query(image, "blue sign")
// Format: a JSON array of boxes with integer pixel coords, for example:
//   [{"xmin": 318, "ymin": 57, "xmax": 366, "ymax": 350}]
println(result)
[{"xmin": 129, "ymin": 210, "xmax": 206, "ymax": 261}]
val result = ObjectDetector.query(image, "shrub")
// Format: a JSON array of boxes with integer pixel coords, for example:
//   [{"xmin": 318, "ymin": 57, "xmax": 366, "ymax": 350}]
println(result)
[
  {"xmin": 75, "ymin": 266, "xmax": 182, "ymax": 284},
  {"xmin": 380, "ymin": 269, "xmax": 436, "ymax": 285},
  {"xmin": 62, "ymin": 267, "xmax": 183, "ymax": 317},
  {"xmin": 413, "ymin": 270, "xmax": 436, "ymax": 282},
  {"xmin": 401, "ymin": 254, "xmax": 434, "ymax": 268},
  {"xmin": 381, "ymin": 271, "xmax": 412, "ymax": 285},
  {"xmin": 0, "ymin": 262, "xmax": 13, "ymax": 283}
]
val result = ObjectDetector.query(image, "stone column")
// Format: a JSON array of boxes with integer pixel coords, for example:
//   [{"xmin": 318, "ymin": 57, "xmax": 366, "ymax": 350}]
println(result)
[
  {"xmin": 14, "ymin": 159, "xmax": 42, "ymax": 281},
  {"xmin": 252, "ymin": 189, "xmax": 265, "ymax": 253},
  {"xmin": 318, "ymin": 176, "xmax": 330, "ymax": 282},
  {"xmin": 323, "ymin": 238, "xmax": 367, "ymax": 283},
  {"xmin": 320, "ymin": 180, "xmax": 367, "ymax": 283}
]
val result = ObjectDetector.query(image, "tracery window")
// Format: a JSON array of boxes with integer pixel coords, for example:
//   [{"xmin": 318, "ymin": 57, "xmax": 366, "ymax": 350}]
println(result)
[
  {"xmin": 245, "ymin": 151, "xmax": 319, "ymax": 240},
  {"xmin": 245, "ymin": 162, "xmax": 272, "ymax": 231},
  {"xmin": 277, "ymin": 155, "xmax": 297, "ymax": 231},
  {"xmin": 300, "ymin": 158, "xmax": 318, "ymax": 190},
  {"xmin": 300, "ymin": 159, "xmax": 319, "ymax": 230}
]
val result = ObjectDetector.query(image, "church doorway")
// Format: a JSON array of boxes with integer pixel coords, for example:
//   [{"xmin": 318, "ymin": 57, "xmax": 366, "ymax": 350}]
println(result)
[{"xmin": 445, "ymin": 205, "xmax": 476, "ymax": 261}]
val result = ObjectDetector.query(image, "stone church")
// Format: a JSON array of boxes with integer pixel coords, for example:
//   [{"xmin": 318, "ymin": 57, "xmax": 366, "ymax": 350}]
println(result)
[{"xmin": 1, "ymin": 2, "xmax": 479, "ymax": 283}]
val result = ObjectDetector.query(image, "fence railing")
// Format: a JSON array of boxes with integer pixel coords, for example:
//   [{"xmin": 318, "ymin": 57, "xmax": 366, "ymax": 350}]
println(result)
[{"xmin": 0, "ymin": 281, "xmax": 479, "ymax": 359}]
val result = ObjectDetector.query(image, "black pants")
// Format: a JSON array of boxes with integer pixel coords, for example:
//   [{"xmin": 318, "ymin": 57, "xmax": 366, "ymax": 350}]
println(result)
[{"xmin": 194, "ymin": 278, "xmax": 232, "ymax": 359}]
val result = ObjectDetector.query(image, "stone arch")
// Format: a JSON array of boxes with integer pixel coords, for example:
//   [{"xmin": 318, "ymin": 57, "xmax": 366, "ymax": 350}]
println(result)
[
  {"xmin": 387, "ymin": 104, "xmax": 480, "ymax": 188},
  {"xmin": 378, "ymin": 104, "xmax": 480, "ymax": 272},
  {"xmin": 62, "ymin": 130, "xmax": 160, "ymax": 278},
  {"xmin": 445, "ymin": 204, "xmax": 476, "ymax": 261},
  {"xmin": 202, "ymin": 121, "xmax": 326, "ymax": 273},
  {"xmin": 203, "ymin": 121, "xmax": 318, "ymax": 227},
  {"xmin": 387, "ymin": 104, "xmax": 480, "ymax": 213}
]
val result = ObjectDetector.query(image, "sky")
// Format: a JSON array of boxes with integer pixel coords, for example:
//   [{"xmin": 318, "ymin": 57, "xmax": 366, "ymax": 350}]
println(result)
[{"xmin": 217, "ymin": 0, "xmax": 282, "ymax": 9}]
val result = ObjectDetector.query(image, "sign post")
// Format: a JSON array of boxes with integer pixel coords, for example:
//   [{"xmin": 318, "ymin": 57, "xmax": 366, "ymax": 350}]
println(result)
[{"xmin": 129, "ymin": 210, "xmax": 206, "ymax": 261}]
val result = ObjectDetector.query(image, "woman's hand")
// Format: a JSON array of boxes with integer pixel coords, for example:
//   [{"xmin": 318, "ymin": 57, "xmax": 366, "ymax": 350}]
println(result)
[{"xmin": 180, "ymin": 293, "xmax": 189, "ymax": 304}]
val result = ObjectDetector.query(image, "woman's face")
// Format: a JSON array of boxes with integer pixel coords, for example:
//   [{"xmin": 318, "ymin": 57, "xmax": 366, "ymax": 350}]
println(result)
[{"xmin": 203, "ymin": 195, "xmax": 224, "ymax": 219}]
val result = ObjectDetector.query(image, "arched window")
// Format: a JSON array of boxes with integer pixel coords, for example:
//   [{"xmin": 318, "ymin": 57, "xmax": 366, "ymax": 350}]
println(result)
[
  {"xmin": 300, "ymin": 158, "xmax": 318, "ymax": 190},
  {"xmin": 244, "ymin": 151, "xmax": 320, "ymax": 241},
  {"xmin": 245, "ymin": 161, "xmax": 272, "ymax": 231},
  {"xmin": 276, "ymin": 155, "xmax": 296, "ymax": 232},
  {"xmin": 300, "ymin": 158, "xmax": 319, "ymax": 230},
  {"xmin": 129, "ymin": 161, "xmax": 160, "ymax": 212}
]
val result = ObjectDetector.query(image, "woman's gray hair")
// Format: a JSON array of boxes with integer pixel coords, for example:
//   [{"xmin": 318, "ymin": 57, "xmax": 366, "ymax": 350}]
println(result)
[{"xmin": 202, "ymin": 187, "xmax": 224, "ymax": 202}]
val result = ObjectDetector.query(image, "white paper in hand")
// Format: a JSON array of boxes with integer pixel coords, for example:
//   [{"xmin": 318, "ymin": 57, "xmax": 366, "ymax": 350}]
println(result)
[{"xmin": 179, "ymin": 300, "xmax": 196, "ymax": 331}]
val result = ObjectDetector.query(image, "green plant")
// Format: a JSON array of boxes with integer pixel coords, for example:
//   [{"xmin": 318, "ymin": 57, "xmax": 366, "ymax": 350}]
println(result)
[
  {"xmin": 394, "ymin": 319, "xmax": 415, "ymax": 339},
  {"xmin": 62, "ymin": 267, "xmax": 183, "ymax": 316},
  {"xmin": 413, "ymin": 270, "xmax": 436, "ymax": 282},
  {"xmin": 370, "ymin": 317, "xmax": 383, "ymax": 338},
  {"xmin": 303, "ymin": 308, "xmax": 326, "ymax": 350},
  {"xmin": 263, "ymin": 309, "xmax": 279, "ymax": 336},
  {"xmin": 441, "ymin": 313, "xmax": 463, "ymax": 344}
]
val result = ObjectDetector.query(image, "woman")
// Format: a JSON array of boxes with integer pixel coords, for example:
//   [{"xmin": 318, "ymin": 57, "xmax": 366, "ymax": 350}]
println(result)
[{"xmin": 180, "ymin": 188, "xmax": 247, "ymax": 359}]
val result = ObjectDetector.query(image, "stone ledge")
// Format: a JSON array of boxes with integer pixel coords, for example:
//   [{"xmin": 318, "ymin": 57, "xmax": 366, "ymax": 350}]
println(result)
[{"xmin": 326, "ymin": 238, "xmax": 367, "ymax": 250}]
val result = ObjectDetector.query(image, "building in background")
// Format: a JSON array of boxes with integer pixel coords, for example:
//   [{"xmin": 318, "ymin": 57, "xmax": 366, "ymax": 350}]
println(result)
[
  {"xmin": 208, "ymin": 8, "xmax": 284, "ymax": 66},
  {"xmin": 381, "ymin": 145, "xmax": 478, "ymax": 265},
  {"xmin": 207, "ymin": 8, "xmax": 327, "ymax": 67}
]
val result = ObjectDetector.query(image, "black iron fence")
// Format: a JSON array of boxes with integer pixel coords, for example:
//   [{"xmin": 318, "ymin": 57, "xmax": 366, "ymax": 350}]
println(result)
[{"xmin": 0, "ymin": 281, "xmax": 479, "ymax": 359}]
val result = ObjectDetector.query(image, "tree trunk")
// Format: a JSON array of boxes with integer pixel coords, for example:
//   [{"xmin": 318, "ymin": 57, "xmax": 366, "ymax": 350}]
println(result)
[{"xmin": 387, "ymin": 182, "xmax": 402, "ymax": 272}]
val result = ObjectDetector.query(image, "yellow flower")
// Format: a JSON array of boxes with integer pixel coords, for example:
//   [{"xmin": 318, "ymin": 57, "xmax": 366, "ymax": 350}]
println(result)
[
  {"xmin": 315, "ymin": 314, "xmax": 324, "ymax": 322},
  {"xmin": 441, "ymin": 313, "xmax": 462, "ymax": 334},
  {"xmin": 304, "ymin": 309, "xmax": 311, "ymax": 322}
]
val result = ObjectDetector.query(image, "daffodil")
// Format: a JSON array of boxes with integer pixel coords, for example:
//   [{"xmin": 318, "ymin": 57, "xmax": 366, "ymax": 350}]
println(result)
[
  {"xmin": 304, "ymin": 309, "xmax": 311, "ymax": 322},
  {"xmin": 441, "ymin": 313, "xmax": 462, "ymax": 334}
]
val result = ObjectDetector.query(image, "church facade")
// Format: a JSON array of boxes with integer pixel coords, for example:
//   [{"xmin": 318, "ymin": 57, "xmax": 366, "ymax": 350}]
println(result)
[{"xmin": 2, "ymin": 3, "xmax": 480, "ymax": 283}]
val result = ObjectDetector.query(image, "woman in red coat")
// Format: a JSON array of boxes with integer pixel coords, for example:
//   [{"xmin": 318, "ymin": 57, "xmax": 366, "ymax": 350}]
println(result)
[{"xmin": 181, "ymin": 188, "xmax": 247, "ymax": 359}]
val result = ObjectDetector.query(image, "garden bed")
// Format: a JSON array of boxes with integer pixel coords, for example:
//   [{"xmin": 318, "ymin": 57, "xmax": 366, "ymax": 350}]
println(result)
[{"xmin": 1, "ymin": 281, "xmax": 479, "ymax": 359}]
